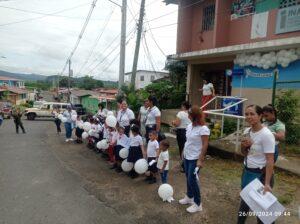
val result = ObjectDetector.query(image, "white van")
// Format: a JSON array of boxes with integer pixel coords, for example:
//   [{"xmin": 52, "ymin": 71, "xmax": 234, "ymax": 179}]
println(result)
[{"xmin": 25, "ymin": 102, "xmax": 71, "ymax": 120}]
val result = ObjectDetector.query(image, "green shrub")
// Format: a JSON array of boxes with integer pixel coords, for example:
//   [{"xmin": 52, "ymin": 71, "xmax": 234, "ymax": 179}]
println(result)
[{"xmin": 223, "ymin": 118, "xmax": 237, "ymax": 135}]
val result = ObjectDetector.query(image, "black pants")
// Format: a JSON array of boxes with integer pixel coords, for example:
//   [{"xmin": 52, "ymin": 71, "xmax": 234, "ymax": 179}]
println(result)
[
  {"xmin": 176, "ymin": 128, "xmax": 186, "ymax": 159},
  {"xmin": 54, "ymin": 118, "xmax": 61, "ymax": 133},
  {"xmin": 15, "ymin": 121, "xmax": 25, "ymax": 133},
  {"xmin": 124, "ymin": 125, "xmax": 130, "ymax": 137}
]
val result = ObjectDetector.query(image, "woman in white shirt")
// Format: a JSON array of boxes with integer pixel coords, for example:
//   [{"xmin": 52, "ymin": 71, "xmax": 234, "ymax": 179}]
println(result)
[
  {"xmin": 117, "ymin": 100, "xmax": 135, "ymax": 137},
  {"xmin": 172, "ymin": 101, "xmax": 191, "ymax": 171},
  {"xmin": 198, "ymin": 79, "xmax": 215, "ymax": 111},
  {"xmin": 145, "ymin": 96, "xmax": 161, "ymax": 142},
  {"xmin": 238, "ymin": 105, "xmax": 275, "ymax": 224},
  {"xmin": 138, "ymin": 100, "xmax": 149, "ymax": 137},
  {"xmin": 179, "ymin": 106, "xmax": 210, "ymax": 213}
]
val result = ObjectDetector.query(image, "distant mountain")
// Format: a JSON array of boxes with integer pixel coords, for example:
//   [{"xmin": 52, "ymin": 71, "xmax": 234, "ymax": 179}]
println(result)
[{"xmin": 0, "ymin": 70, "xmax": 47, "ymax": 81}]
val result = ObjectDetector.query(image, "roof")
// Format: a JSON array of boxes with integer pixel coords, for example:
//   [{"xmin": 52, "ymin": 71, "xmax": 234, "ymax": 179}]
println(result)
[
  {"xmin": 0, "ymin": 76, "xmax": 22, "ymax": 81},
  {"xmin": 93, "ymin": 88, "xmax": 118, "ymax": 94},
  {"xmin": 169, "ymin": 37, "xmax": 300, "ymax": 61},
  {"xmin": 0, "ymin": 86, "xmax": 28, "ymax": 94},
  {"xmin": 125, "ymin": 70, "xmax": 169, "ymax": 75},
  {"xmin": 70, "ymin": 89, "xmax": 94, "ymax": 97}
]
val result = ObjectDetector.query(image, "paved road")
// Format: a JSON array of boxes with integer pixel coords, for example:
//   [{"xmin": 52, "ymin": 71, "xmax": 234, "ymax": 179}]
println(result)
[{"xmin": 0, "ymin": 119, "xmax": 132, "ymax": 224}]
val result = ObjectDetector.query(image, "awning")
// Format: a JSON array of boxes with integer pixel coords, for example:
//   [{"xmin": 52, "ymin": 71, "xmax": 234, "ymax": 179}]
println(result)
[{"xmin": 169, "ymin": 37, "xmax": 300, "ymax": 61}]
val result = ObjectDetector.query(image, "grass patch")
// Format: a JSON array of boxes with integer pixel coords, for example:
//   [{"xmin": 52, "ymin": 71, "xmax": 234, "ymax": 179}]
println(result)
[{"xmin": 278, "ymin": 193, "xmax": 294, "ymax": 205}]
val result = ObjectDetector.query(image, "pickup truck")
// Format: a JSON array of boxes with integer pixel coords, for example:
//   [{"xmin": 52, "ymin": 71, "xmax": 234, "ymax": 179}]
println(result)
[{"xmin": 25, "ymin": 102, "xmax": 71, "ymax": 120}]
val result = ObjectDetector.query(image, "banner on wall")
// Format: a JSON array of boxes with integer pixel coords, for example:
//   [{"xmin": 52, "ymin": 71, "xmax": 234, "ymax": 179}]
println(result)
[
  {"xmin": 245, "ymin": 69, "xmax": 273, "ymax": 78},
  {"xmin": 276, "ymin": 5, "xmax": 300, "ymax": 34},
  {"xmin": 251, "ymin": 12, "xmax": 269, "ymax": 39}
]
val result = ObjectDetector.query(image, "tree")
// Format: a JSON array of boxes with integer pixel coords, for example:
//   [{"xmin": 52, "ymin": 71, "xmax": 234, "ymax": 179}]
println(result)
[
  {"xmin": 77, "ymin": 76, "xmax": 104, "ymax": 90},
  {"xmin": 165, "ymin": 59, "xmax": 187, "ymax": 91}
]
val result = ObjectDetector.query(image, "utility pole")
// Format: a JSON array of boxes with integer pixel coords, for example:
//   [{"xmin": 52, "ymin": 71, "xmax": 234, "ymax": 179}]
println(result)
[
  {"xmin": 131, "ymin": 0, "xmax": 145, "ymax": 89},
  {"xmin": 118, "ymin": 0, "xmax": 127, "ymax": 90},
  {"xmin": 68, "ymin": 59, "xmax": 71, "ymax": 103}
]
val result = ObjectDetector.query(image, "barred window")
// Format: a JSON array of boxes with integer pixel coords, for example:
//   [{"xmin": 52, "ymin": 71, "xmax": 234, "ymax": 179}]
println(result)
[
  {"xmin": 202, "ymin": 4, "xmax": 215, "ymax": 31},
  {"xmin": 280, "ymin": 0, "xmax": 300, "ymax": 8},
  {"xmin": 140, "ymin": 75, "xmax": 144, "ymax": 81}
]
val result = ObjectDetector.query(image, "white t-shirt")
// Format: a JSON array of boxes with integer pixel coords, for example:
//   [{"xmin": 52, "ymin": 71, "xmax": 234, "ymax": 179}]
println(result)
[
  {"xmin": 139, "ymin": 106, "xmax": 148, "ymax": 124},
  {"xmin": 203, "ymin": 83, "xmax": 213, "ymax": 96},
  {"xmin": 183, "ymin": 123, "xmax": 210, "ymax": 160},
  {"xmin": 157, "ymin": 151, "xmax": 169, "ymax": 170},
  {"xmin": 243, "ymin": 127, "xmax": 275, "ymax": 169},
  {"xmin": 117, "ymin": 133, "xmax": 130, "ymax": 149},
  {"xmin": 130, "ymin": 135, "xmax": 143, "ymax": 147},
  {"xmin": 117, "ymin": 109, "xmax": 135, "ymax": 127},
  {"xmin": 145, "ymin": 106, "xmax": 161, "ymax": 126},
  {"xmin": 147, "ymin": 139, "xmax": 159, "ymax": 158},
  {"xmin": 176, "ymin": 111, "xmax": 191, "ymax": 129},
  {"xmin": 97, "ymin": 108, "xmax": 108, "ymax": 117}
]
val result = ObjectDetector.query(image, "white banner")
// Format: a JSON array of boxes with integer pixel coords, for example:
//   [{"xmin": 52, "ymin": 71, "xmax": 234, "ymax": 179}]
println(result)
[
  {"xmin": 245, "ymin": 69, "xmax": 273, "ymax": 78},
  {"xmin": 251, "ymin": 12, "xmax": 269, "ymax": 39}
]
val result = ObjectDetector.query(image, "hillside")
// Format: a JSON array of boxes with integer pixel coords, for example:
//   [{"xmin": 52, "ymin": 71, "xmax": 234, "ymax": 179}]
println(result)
[{"xmin": 0, "ymin": 70, "xmax": 47, "ymax": 81}]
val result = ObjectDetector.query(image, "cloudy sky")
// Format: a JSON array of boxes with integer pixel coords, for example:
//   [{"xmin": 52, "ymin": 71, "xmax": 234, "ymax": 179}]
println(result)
[{"xmin": 0, "ymin": 0, "xmax": 178, "ymax": 81}]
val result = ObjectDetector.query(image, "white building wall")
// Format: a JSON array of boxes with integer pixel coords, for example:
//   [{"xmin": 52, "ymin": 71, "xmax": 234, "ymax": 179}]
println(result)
[{"xmin": 125, "ymin": 71, "xmax": 169, "ymax": 89}]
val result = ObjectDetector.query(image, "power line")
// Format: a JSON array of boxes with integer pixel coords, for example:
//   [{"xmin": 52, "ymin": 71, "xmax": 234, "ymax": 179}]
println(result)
[
  {"xmin": 60, "ymin": 0, "xmax": 98, "ymax": 75},
  {"xmin": 142, "ymin": 32, "xmax": 158, "ymax": 72},
  {"xmin": 0, "ymin": 4, "xmax": 106, "ymax": 20},
  {"xmin": 0, "ymin": 3, "xmax": 90, "ymax": 27},
  {"xmin": 76, "ymin": 7, "xmax": 116, "ymax": 76}
]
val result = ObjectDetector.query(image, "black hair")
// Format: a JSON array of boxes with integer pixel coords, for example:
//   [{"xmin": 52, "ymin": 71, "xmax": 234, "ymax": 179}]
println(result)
[
  {"xmin": 246, "ymin": 104, "xmax": 263, "ymax": 115},
  {"xmin": 130, "ymin": 124, "xmax": 140, "ymax": 134},
  {"xmin": 181, "ymin": 101, "xmax": 191, "ymax": 110},
  {"xmin": 98, "ymin": 103, "xmax": 105, "ymax": 109},
  {"xmin": 262, "ymin": 104, "xmax": 277, "ymax": 121},
  {"xmin": 148, "ymin": 95, "xmax": 158, "ymax": 106},
  {"xmin": 149, "ymin": 130, "xmax": 157, "ymax": 136}
]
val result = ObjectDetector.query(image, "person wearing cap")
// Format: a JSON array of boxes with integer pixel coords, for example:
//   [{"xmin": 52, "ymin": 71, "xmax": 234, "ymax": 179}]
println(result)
[
  {"xmin": 117, "ymin": 100, "xmax": 135, "ymax": 137},
  {"xmin": 63, "ymin": 106, "xmax": 73, "ymax": 142}
]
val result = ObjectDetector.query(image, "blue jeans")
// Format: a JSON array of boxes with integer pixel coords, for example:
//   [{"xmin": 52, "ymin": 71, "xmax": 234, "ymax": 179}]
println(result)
[
  {"xmin": 274, "ymin": 145, "xmax": 279, "ymax": 162},
  {"xmin": 184, "ymin": 159, "xmax": 201, "ymax": 206},
  {"xmin": 160, "ymin": 170, "xmax": 168, "ymax": 183},
  {"xmin": 64, "ymin": 122, "xmax": 72, "ymax": 138},
  {"xmin": 0, "ymin": 118, "xmax": 3, "ymax": 126}
]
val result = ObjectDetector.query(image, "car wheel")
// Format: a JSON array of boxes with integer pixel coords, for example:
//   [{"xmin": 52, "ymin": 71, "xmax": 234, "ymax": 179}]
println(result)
[{"xmin": 27, "ymin": 113, "xmax": 36, "ymax": 120}]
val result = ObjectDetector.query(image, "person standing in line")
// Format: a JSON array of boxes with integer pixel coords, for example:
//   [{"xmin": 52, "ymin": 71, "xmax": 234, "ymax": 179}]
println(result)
[
  {"xmin": 63, "ymin": 106, "xmax": 73, "ymax": 142},
  {"xmin": 52, "ymin": 106, "xmax": 61, "ymax": 134},
  {"xmin": 138, "ymin": 100, "xmax": 149, "ymax": 138},
  {"xmin": 157, "ymin": 139, "xmax": 170, "ymax": 184},
  {"xmin": 198, "ymin": 79, "xmax": 215, "ymax": 111},
  {"xmin": 262, "ymin": 104, "xmax": 285, "ymax": 162},
  {"xmin": 172, "ymin": 101, "xmax": 191, "ymax": 172},
  {"xmin": 12, "ymin": 108, "xmax": 26, "ymax": 134},
  {"xmin": 145, "ymin": 130, "xmax": 159, "ymax": 184},
  {"xmin": 145, "ymin": 96, "xmax": 161, "ymax": 143},
  {"xmin": 117, "ymin": 100, "xmax": 135, "ymax": 137},
  {"xmin": 237, "ymin": 105, "xmax": 275, "ymax": 224},
  {"xmin": 179, "ymin": 106, "xmax": 210, "ymax": 213}
]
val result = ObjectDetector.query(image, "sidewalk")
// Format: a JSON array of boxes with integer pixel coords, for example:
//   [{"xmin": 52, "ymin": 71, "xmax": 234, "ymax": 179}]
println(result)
[{"xmin": 165, "ymin": 133, "xmax": 300, "ymax": 177}]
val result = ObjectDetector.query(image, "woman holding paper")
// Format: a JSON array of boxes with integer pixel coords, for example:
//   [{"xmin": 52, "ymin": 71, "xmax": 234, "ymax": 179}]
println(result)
[{"xmin": 238, "ymin": 105, "xmax": 275, "ymax": 224}]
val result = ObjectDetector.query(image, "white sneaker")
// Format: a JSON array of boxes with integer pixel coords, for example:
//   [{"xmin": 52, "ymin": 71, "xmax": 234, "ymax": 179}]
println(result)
[
  {"xmin": 179, "ymin": 195, "xmax": 194, "ymax": 205},
  {"xmin": 65, "ymin": 139, "xmax": 69, "ymax": 142},
  {"xmin": 69, "ymin": 138, "xmax": 74, "ymax": 141},
  {"xmin": 186, "ymin": 203, "xmax": 203, "ymax": 213}
]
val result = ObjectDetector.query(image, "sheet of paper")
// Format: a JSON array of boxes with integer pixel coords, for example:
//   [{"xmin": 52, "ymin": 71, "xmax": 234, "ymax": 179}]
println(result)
[{"xmin": 240, "ymin": 178, "xmax": 285, "ymax": 224}]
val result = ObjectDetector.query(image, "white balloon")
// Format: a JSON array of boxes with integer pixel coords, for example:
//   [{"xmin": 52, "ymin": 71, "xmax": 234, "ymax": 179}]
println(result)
[
  {"xmin": 94, "ymin": 133, "xmax": 99, "ymax": 138},
  {"xmin": 158, "ymin": 184, "xmax": 174, "ymax": 202},
  {"xmin": 291, "ymin": 54, "xmax": 298, "ymax": 61},
  {"xmin": 100, "ymin": 139, "xmax": 109, "ymax": 150},
  {"xmin": 82, "ymin": 132, "xmax": 89, "ymax": 139},
  {"xmin": 83, "ymin": 122, "xmax": 91, "ymax": 132},
  {"xmin": 106, "ymin": 115, "xmax": 117, "ymax": 128},
  {"xmin": 58, "ymin": 114, "xmax": 63, "ymax": 120},
  {"xmin": 282, "ymin": 62, "xmax": 289, "ymax": 68},
  {"xmin": 88, "ymin": 129, "xmax": 94, "ymax": 136},
  {"xmin": 61, "ymin": 117, "xmax": 67, "ymax": 123},
  {"xmin": 257, "ymin": 62, "xmax": 263, "ymax": 68},
  {"xmin": 71, "ymin": 114, "xmax": 77, "ymax": 121},
  {"xmin": 121, "ymin": 160, "xmax": 134, "ymax": 172},
  {"xmin": 134, "ymin": 159, "xmax": 148, "ymax": 174},
  {"xmin": 119, "ymin": 148, "xmax": 129, "ymax": 159},
  {"xmin": 263, "ymin": 64, "xmax": 269, "ymax": 70},
  {"xmin": 96, "ymin": 141, "xmax": 103, "ymax": 149}
]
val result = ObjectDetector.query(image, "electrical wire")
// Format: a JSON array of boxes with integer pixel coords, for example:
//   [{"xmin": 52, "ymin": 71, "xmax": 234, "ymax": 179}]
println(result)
[
  {"xmin": 142, "ymin": 32, "xmax": 158, "ymax": 73},
  {"xmin": 76, "ymin": 7, "xmax": 116, "ymax": 76},
  {"xmin": 0, "ymin": 3, "xmax": 90, "ymax": 27},
  {"xmin": 60, "ymin": 0, "xmax": 98, "ymax": 75}
]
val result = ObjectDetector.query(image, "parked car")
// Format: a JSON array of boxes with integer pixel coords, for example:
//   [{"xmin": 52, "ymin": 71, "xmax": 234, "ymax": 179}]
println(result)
[
  {"xmin": 24, "ymin": 102, "xmax": 71, "ymax": 120},
  {"xmin": 72, "ymin": 104, "xmax": 86, "ymax": 115},
  {"xmin": 33, "ymin": 100, "xmax": 46, "ymax": 108},
  {"xmin": 0, "ymin": 101, "xmax": 12, "ymax": 119}
]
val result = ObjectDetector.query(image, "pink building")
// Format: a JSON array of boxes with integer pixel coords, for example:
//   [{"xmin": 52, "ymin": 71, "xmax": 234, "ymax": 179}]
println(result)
[{"xmin": 166, "ymin": 0, "xmax": 300, "ymax": 107}]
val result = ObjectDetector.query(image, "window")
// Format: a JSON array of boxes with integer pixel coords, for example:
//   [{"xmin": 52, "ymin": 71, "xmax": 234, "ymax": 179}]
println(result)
[
  {"xmin": 280, "ymin": 0, "xmax": 300, "ymax": 8},
  {"xmin": 202, "ymin": 4, "xmax": 215, "ymax": 31},
  {"xmin": 151, "ymin": 75, "xmax": 155, "ymax": 81},
  {"xmin": 140, "ymin": 75, "xmax": 144, "ymax": 81}
]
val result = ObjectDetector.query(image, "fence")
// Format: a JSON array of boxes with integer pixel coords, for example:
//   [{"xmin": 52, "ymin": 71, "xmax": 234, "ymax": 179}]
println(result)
[{"xmin": 272, "ymin": 78, "xmax": 300, "ymax": 147}]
